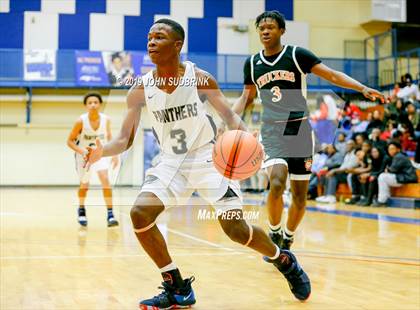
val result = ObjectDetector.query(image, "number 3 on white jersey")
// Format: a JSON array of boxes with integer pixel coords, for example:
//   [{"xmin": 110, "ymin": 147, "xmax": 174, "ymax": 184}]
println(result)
[{"xmin": 271, "ymin": 86, "xmax": 282, "ymax": 102}]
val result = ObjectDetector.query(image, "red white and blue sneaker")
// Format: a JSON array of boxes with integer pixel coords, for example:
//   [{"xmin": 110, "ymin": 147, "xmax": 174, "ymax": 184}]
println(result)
[
  {"xmin": 263, "ymin": 232, "xmax": 294, "ymax": 263},
  {"xmin": 266, "ymin": 250, "xmax": 311, "ymax": 301},
  {"xmin": 139, "ymin": 277, "xmax": 196, "ymax": 310}
]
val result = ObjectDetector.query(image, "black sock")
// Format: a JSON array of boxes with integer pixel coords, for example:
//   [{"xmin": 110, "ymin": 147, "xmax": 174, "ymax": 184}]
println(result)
[
  {"xmin": 78, "ymin": 206, "xmax": 86, "ymax": 217},
  {"xmin": 161, "ymin": 268, "xmax": 185, "ymax": 288},
  {"xmin": 107, "ymin": 209, "xmax": 114, "ymax": 220}
]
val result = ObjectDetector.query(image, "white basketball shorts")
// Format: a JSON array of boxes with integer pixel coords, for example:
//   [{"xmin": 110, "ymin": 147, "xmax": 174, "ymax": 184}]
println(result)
[
  {"xmin": 140, "ymin": 143, "xmax": 242, "ymax": 212},
  {"xmin": 75, "ymin": 154, "xmax": 111, "ymax": 183}
]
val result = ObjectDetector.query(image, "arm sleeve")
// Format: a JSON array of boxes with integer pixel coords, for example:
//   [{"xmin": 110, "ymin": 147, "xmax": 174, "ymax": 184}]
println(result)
[
  {"xmin": 326, "ymin": 153, "xmax": 343, "ymax": 169},
  {"xmin": 388, "ymin": 155, "xmax": 402, "ymax": 173},
  {"xmin": 243, "ymin": 56, "xmax": 254, "ymax": 85},
  {"xmin": 295, "ymin": 47, "xmax": 322, "ymax": 74}
]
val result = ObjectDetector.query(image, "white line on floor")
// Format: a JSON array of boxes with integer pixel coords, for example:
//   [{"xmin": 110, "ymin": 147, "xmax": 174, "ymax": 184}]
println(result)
[{"xmin": 0, "ymin": 252, "xmax": 245, "ymax": 260}]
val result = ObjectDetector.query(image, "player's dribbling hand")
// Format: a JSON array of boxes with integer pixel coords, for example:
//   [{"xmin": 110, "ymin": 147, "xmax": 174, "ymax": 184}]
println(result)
[
  {"xmin": 85, "ymin": 138, "xmax": 104, "ymax": 168},
  {"xmin": 362, "ymin": 87, "xmax": 385, "ymax": 103}
]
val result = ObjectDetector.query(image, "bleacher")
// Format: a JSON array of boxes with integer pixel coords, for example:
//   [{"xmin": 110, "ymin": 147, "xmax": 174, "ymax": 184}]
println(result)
[{"xmin": 333, "ymin": 171, "xmax": 420, "ymax": 208}]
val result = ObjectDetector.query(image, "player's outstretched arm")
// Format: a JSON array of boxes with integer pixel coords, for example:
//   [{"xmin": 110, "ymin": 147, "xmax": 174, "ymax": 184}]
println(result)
[
  {"xmin": 66, "ymin": 118, "xmax": 85, "ymax": 155},
  {"xmin": 103, "ymin": 86, "xmax": 144, "ymax": 156},
  {"xmin": 87, "ymin": 86, "xmax": 144, "ymax": 164},
  {"xmin": 232, "ymin": 84, "xmax": 257, "ymax": 115},
  {"xmin": 311, "ymin": 63, "xmax": 384, "ymax": 102},
  {"xmin": 196, "ymin": 69, "xmax": 248, "ymax": 132}
]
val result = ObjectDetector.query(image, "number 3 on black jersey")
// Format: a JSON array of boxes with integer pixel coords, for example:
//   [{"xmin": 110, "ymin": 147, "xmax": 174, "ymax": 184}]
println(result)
[{"xmin": 270, "ymin": 86, "xmax": 282, "ymax": 102}]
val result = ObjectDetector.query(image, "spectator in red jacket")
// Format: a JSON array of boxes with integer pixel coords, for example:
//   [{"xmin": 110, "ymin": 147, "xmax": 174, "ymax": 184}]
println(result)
[{"xmin": 380, "ymin": 121, "xmax": 397, "ymax": 141}]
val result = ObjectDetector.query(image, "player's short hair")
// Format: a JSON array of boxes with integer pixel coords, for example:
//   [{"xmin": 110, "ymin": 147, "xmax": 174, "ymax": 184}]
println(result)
[
  {"xmin": 255, "ymin": 11, "xmax": 286, "ymax": 29},
  {"xmin": 154, "ymin": 18, "xmax": 185, "ymax": 42},
  {"xmin": 83, "ymin": 92, "xmax": 103, "ymax": 105}
]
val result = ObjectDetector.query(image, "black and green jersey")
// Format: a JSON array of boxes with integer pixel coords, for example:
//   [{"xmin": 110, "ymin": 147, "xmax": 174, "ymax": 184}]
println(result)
[{"xmin": 244, "ymin": 45, "xmax": 321, "ymax": 158}]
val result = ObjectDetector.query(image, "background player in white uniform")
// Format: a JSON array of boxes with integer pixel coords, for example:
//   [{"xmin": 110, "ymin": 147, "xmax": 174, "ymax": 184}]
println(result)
[
  {"xmin": 86, "ymin": 19, "xmax": 311, "ymax": 309},
  {"xmin": 67, "ymin": 92, "xmax": 119, "ymax": 227}
]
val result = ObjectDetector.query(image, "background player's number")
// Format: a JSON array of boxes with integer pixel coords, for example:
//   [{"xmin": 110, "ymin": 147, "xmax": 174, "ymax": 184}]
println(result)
[
  {"xmin": 271, "ymin": 86, "xmax": 282, "ymax": 102},
  {"xmin": 170, "ymin": 129, "xmax": 188, "ymax": 154}
]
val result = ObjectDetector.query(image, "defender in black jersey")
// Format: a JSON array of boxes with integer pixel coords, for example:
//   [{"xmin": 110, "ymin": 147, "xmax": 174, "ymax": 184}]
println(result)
[{"xmin": 233, "ymin": 11, "xmax": 383, "ymax": 249}]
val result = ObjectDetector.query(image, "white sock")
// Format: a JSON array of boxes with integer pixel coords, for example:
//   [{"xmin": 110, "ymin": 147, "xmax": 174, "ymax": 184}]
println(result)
[
  {"xmin": 268, "ymin": 245, "xmax": 281, "ymax": 260},
  {"xmin": 269, "ymin": 222, "xmax": 282, "ymax": 233},
  {"xmin": 160, "ymin": 262, "xmax": 177, "ymax": 273},
  {"xmin": 283, "ymin": 226, "xmax": 295, "ymax": 239}
]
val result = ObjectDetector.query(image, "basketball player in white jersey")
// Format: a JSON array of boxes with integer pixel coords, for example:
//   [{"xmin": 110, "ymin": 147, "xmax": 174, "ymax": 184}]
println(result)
[
  {"xmin": 67, "ymin": 92, "xmax": 119, "ymax": 227},
  {"xmin": 86, "ymin": 19, "xmax": 310, "ymax": 309}
]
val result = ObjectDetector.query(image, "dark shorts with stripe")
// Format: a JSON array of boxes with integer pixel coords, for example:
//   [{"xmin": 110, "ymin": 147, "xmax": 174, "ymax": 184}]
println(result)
[{"xmin": 261, "ymin": 119, "xmax": 313, "ymax": 180}]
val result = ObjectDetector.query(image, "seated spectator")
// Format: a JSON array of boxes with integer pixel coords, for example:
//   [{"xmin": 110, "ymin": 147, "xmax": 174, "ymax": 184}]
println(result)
[
  {"xmin": 334, "ymin": 132, "xmax": 347, "ymax": 155},
  {"xmin": 307, "ymin": 144, "xmax": 342, "ymax": 200},
  {"xmin": 346, "ymin": 148, "xmax": 372, "ymax": 204},
  {"xmin": 352, "ymin": 141, "xmax": 372, "ymax": 188},
  {"xmin": 366, "ymin": 110, "xmax": 384, "ymax": 134},
  {"xmin": 395, "ymin": 99, "xmax": 409, "ymax": 124},
  {"xmin": 384, "ymin": 98, "xmax": 399, "ymax": 122},
  {"xmin": 316, "ymin": 140, "xmax": 358, "ymax": 203},
  {"xmin": 354, "ymin": 133, "xmax": 366, "ymax": 148},
  {"xmin": 344, "ymin": 100, "xmax": 362, "ymax": 120},
  {"xmin": 407, "ymin": 103, "xmax": 419, "ymax": 131},
  {"xmin": 380, "ymin": 120, "xmax": 397, "ymax": 141},
  {"xmin": 361, "ymin": 139, "xmax": 372, "ymax": 154},
  {"xmin": 397, "ymin": 75, "xmax": 419, "ymax": 102},
  {"xmin": 358, "ymin": 147, "xmax": 391, "ymax": 206},
  {"xmin": 369, "ymin": 128, "xmax": 387, "ymax": 151},
  {"xmin": 399, "ymin": 123, "xmax": 417, "ymax": 153},
  {"xmin": 374, "ymin": 142, "xmax": 418, "ymax": 207}
]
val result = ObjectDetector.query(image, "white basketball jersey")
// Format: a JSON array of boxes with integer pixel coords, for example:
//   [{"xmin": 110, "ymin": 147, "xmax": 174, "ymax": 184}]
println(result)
[
  {"xmin": 77, "ymin": 113, "xmax": 108, "ymax": 149},
  {"xmin": 142, "ymin": 61, "xmax": 217, "ymax": 156}
]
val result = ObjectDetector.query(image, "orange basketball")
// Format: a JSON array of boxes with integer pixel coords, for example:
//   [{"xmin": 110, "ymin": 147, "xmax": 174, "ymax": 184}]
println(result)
[{"xmin": 212, "ymin": 130, "xmax": 264, "ymax": 180}]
